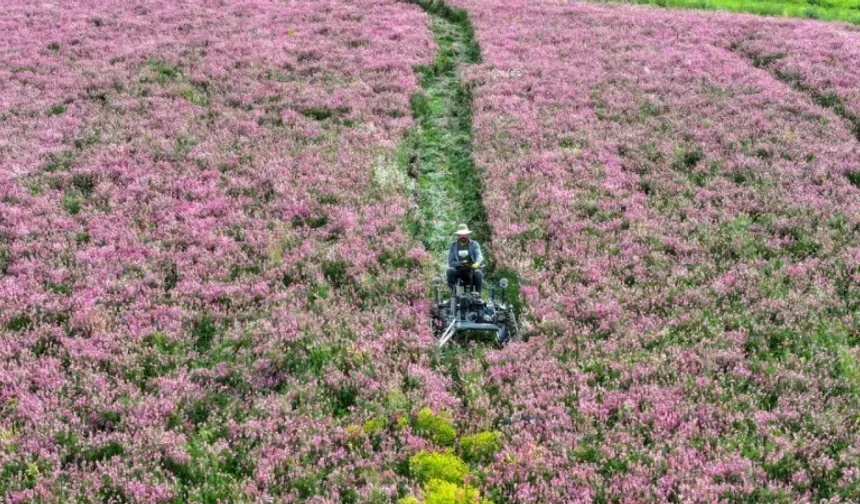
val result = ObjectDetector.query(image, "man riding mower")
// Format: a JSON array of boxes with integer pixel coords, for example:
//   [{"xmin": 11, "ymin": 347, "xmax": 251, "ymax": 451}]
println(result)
[
  {"xmin": 447, "ymin": 223, "xmax": 484, "ymax": 292},
  {"xmin": 432, "ymin": 224, "xmax": 519, "ymax": 348}
]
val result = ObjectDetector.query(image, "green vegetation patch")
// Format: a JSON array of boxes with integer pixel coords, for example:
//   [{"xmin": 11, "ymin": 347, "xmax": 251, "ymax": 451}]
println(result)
[
  {"xmin": 43, "ymin": 150, "xmax": 75, "ymax": 172},
  {"xmin": 621, "ymin": 0, "xmax": 860, "ymax": 24},
  {"xmin": 145, "ymin": 58, "xmax": 183, "ymax": 83},
  {"xmin": 48, "ymin": 104, "xmax": 66, "ymax": 116},
  {"xmin": 410, "ymin": 450, "xmax": 470, "ymax": 484},
  {"xmin": 414, "ymin": 407, "xmax": 457, "ymax": 446},
  {"xmin": 403, "ymin": 449, "xmax": 494, "ymax": 504},
  {"xmin": 6, "ymin": 314, "xmax": 32, "ymax": 331},
  {"xmin": 459, "ymin": 430, "xmax": 501, "ymax": 463},
  {"xmin": 406, "ymin": 479, "xmax": 492, "ymax": 504}
]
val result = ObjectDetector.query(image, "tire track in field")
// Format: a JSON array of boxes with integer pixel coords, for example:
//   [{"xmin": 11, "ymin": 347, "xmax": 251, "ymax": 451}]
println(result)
[
  {"xmin": 731, "ymin": 42, "xmax": 860, "ymax": 144},
  {"xmin": 727, "ymin": 42, "xmax": 860, "ymax": 189}
]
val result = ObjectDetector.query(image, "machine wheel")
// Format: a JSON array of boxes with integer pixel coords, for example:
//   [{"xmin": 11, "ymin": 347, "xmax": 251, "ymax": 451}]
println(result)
[
  {"xmin": 434, "ymin": 317, "xmax": 451, "ymax": 340},
  {"xmin": 430, "ymin": 306, "xmax": 439, "ymax": 336},
  {"xmin": 497, "ymin": 312, "xmax": 519, "ymax": 346},
  {"xmin": 506, "ymin": 312, "xmax": 520, "ymax": 343}
]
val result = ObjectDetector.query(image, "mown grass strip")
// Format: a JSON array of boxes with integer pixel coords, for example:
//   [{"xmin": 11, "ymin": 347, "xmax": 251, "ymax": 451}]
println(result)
[
  {"xmin": 400, "ymin": 0, "xmax": 490, "ymax": 262},
  {"xmin": 399, "ymin": 0, "xmax": 528, "ymax": 323}
]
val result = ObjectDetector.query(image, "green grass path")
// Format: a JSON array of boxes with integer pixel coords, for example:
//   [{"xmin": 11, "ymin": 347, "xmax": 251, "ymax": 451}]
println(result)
[{"xmin": 400, "ymin": 0, "xmax": 490, "ymax": 268}]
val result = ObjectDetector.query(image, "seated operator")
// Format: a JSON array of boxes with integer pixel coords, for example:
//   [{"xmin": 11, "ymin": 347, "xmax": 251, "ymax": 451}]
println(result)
[{"xmin": 447, "ymin": 223, "xmax": 483, "ymax": 293}]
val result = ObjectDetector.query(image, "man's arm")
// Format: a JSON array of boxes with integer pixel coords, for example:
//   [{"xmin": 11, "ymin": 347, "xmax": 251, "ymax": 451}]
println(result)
[
  {"xmin": 472, "ymin": 241, "xmax": 483, "ymax": 267},
  {"xmin": 448, "ymin": 243, "xmax": 459, "ymax": 268}
]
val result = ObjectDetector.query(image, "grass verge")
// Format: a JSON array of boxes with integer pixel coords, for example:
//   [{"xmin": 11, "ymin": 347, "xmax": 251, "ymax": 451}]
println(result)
[{"xmin": 618, "ymin": 0, "xmax": 860, "ymax": 24}]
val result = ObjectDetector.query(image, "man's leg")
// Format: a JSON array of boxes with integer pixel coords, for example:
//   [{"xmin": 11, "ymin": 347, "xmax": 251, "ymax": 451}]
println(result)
[
  {"xmin": 473, "ymin": 269, "xmax": 483, "ymax": 293},
  {"xmin": 446, "ymin": 267, "xmax": 458, "ymax": 290}
]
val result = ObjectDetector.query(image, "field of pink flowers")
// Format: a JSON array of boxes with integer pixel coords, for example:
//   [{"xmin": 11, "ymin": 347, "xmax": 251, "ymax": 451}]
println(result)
[
  {"xmin": 452, "ymin": 1, "xmax": 860, "ymax": 502},
  {"xmin": 0, "ymin": 0, "xmax": 466, "ymax": 501},
  {"xmin": 3, "ymin": 0, "xmax": 860, "ymax": 502}
]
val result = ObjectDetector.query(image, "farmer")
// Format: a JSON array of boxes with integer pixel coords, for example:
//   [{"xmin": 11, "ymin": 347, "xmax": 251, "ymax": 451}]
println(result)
[{"xmin": 447, "ymin": 223, "xmax": 484, "ymax": 292}]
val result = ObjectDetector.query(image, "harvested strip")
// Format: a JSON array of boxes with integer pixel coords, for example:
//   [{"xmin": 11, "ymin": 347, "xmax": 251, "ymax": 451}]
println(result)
[{"xmin": 401, "ymin": 0, "xmax": 491, "ymax": 264}]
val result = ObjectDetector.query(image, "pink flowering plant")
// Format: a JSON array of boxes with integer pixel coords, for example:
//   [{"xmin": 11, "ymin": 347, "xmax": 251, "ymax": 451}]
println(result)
[{"xmin": 3, "ymin": 0, "xmax": 860, "ymax": 502}]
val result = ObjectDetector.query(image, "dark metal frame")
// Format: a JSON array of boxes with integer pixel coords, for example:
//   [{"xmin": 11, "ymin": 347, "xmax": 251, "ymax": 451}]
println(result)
[{"xmin": 433, "ymin": 268, "xmax": 518, "ymax": 348}]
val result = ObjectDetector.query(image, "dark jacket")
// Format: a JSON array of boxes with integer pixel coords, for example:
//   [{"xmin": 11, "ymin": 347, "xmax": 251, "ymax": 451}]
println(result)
[{"xmin": 448, "ymin": 239, "xmax": 483, "ymax": 268}]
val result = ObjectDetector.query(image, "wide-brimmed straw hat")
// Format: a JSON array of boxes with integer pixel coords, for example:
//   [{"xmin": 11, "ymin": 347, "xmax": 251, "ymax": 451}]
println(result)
[{"xmin": 454, "ymin": 224, "xmax": 471, "ymax": 236}]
